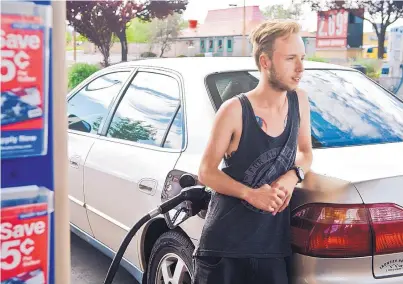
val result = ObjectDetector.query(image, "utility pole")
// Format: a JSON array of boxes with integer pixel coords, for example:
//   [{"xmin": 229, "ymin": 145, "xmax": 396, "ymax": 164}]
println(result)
[
  {"xmin": 72, "ymin": 29, "xmax": 76, "ymax": 62},
  {"xmin": 230, "ymin": 0, "xmax": 247, "ymax": 56},
  {"xmin": 242, "ymin": 0, "xmax": 246, "ymax": 56}
]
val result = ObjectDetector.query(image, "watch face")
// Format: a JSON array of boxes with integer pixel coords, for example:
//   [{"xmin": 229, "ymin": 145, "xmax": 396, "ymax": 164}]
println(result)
[{"xmin": 298, "ymin": 167, "xmax": 304, "ymax": 180}]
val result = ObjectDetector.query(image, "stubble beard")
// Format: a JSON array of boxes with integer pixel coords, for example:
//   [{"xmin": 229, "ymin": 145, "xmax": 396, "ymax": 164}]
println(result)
[{"xmin": 267, "ymin": 64, "xmax": 294, "ymax": 92}]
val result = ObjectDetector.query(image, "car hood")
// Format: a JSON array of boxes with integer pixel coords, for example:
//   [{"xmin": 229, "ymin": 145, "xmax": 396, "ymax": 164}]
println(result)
[{"xmin": 310, "ymin": 142, "xmax": 403, "ymax": 183}]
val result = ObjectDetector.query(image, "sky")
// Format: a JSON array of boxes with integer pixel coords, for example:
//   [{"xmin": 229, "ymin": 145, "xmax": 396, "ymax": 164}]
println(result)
[{"xmin": 182, "ymin": 0, "xmax": 403, "ymax": 33}]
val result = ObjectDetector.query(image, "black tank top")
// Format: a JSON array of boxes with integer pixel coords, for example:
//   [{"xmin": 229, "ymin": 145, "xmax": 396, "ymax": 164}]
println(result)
[{"xmin": 194, "ymin": 91, "xmax": 300, "ymax": 258}]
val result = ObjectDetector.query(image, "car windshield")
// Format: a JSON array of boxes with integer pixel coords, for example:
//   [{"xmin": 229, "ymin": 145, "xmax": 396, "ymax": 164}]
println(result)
[{"xmin": 206, "ymin": 69, "xmax": 403, "ymax": 148}]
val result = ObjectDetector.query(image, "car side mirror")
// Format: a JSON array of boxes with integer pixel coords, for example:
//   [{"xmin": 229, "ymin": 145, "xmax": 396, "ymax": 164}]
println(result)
[{"xmin": 68, "ymin": 114, "xmax": 92, "ymax": 133}]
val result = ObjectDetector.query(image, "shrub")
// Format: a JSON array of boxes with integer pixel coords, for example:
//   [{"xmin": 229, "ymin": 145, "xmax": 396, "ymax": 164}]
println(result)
[
  {"xmin": 68, "ymin": 63, "xmax": 100, "ymax": 90},
  {"xmin": 354, "ymin": 59, "xmax": 382, "ymax": 79},
  {"xmin": 177, "ymin": 55, "xmax": 187, "ymax": 57},
  {"xmin": 306, "ymin": 56, "xmax": 328, "ymax": 63},
  {"xmin": 194, "ymin": 53, "xmax": 205, "ymax": 57},
  {"xmin": 140, "ymin": 51, "xmax": 157, "ymax": 58}
]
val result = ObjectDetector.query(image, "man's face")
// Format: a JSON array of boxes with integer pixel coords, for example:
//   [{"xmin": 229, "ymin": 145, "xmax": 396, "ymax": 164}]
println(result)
[{"xmin": 263, "ymin": 33, "xmax": 305, "ymax": 92}]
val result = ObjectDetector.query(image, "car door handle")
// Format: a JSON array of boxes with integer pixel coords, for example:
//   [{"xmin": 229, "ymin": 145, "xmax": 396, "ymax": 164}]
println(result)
[
  {"xmin": 138, "ymin": 178, "xmax": 157, "ymax": 195},
  {"xmin": 69, "ymin": 155, "xmax": 81, "ymax": 168},
  {"xmin": 139, "ymin": 184, "xmax": 152, "ymax": 191}
]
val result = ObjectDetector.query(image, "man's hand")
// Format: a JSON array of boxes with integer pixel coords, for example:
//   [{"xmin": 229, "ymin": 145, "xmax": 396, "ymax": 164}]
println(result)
[
  {"xmin": 243, "ymin": 184, "xmax": 287, "ymax": 213},
  {"xmin": 271, "ymin": 170, "xmax": 299, "ymax": 214}
]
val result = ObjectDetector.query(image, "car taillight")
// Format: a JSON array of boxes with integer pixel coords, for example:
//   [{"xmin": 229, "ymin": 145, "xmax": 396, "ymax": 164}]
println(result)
[
  {"xmin": 291, "ymin": 203, "xmax": 372, "ymax": 257},
  {"xmin": 368, "ymin": 203, "xmax": 403, "ymax": 255},
  {"xmin": 291, "ymin": 203, "xmax": 403, "ymax": 258}
]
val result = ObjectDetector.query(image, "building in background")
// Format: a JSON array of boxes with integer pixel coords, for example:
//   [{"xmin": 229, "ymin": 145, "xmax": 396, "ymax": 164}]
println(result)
[
  {"xmin": 81, "ymin": 5, "xmax": 317, "ymax": 59},
  {"xmin": 178, "ymin": 6, "xmax": 264, "ymax": 57},
  {"xmin": 363, "ymin": 31, "xmax": 389, "ymax": 46},
  {"xmin": 362, "ymin": 30, "xmax": 389, "ymax": 59},
  {"xmin": 177, "ymin": 5, "xmax": 316, "ymax": 57}
]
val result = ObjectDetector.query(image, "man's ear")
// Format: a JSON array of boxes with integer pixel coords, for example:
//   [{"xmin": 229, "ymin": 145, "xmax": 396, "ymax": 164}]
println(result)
[{"xmin": 259, "ymin": 53, "xmax": 271, "ymax": 71}]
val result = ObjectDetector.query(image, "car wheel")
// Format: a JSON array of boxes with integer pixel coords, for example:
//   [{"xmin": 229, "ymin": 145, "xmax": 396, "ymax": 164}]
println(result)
[{"xmin": 147, "ymin": 230, "xmax": 194, "ymax": 284}]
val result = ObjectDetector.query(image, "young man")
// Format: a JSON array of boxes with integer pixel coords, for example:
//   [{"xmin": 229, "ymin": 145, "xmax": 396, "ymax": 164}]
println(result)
[{"xmin": 192, "ymin": 20, "xmax": 313, "ymax": 284}]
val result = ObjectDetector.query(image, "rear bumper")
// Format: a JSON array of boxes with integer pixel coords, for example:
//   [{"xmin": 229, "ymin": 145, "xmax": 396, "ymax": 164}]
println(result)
[{"xmin": 291, "ymin": 253, "xmax": 403, "ymax": 284}]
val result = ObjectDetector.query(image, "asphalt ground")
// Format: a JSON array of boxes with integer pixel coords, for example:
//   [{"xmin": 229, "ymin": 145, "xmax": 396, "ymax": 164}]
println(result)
[{"xmin": 70, "ymin": 232, "xmax": 138, "ymax": 284}]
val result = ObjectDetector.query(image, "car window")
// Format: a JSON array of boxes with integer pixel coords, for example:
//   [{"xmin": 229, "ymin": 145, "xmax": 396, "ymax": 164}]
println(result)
[
  {"xmin": 163, "ymin": 106, "xmax": 185, "ymax": 149},
  {"xmin": 106, "ymin": 71, "xmax": 182, "ymax": 148},
  {"xmin": 206, "ymin": 69, "xmax": 403, "ymax": 148},
  {"xmin": 67, "ymin": 71, "xmax": 130, "ymax": 134}
]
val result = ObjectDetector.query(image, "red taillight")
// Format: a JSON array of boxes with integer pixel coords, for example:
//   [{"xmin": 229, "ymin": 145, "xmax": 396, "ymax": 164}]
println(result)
[
  {"xmin": 291, "ymin": 203, "xmax": 403, "ymax": 258},
  {"xmin": 368, "ymin": 203, "xmax": 403, "ymax": 255}
]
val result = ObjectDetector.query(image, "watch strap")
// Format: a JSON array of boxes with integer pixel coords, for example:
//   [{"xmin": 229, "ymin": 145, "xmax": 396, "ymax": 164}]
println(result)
[{"xmin": 292, "ymin": 166, "xmax": 303, "ymax": 183}]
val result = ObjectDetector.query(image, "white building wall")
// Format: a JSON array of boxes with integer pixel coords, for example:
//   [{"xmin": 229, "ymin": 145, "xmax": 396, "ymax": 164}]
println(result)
[
  {"xmin": 82, "ymin": 35, "xmax": 315, "ymax": 58},
  {"xmin": 304, "ymin": 38, "xmax": 316, "ymax": 57}
]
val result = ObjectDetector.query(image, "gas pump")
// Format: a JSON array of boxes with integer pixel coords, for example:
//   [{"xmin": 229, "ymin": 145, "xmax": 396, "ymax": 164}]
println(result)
[{"xmin": 385, "ymin": 26, "xmax": 403, "ymax": 95}]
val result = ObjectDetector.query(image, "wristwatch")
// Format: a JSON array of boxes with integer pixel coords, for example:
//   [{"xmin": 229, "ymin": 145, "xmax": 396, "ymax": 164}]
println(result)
[{"xmin": 291, "ymin": 166, "xmax": 304, "ymax": 183}]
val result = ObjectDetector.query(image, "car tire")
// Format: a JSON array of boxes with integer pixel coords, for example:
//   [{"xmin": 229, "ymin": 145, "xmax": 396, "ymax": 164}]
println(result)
[{"xmin": 147, "ymin": 230, "xmax": 194, "ymax": 284}]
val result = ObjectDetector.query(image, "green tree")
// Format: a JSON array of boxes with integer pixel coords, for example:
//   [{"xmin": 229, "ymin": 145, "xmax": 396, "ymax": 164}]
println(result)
[
  {"xmin": 77, "ymin": 33, "xmax": 88, "ymax": 43},
  {"xmin": 108, "ymin": 118, "xmax": 157, "ymax": 142},
  {"xmin": 101, "ymin": 0, "xmax": 187, "ymax": 62},
  {"xmin": 66, "ymin": 31, "xmax": 72, "ymax": 45},
  {"xmin": 149, "ymin": 13, "xmax": 183, "ymax": 57},
  {"xmin": 67, "ymin": 1, "xmax": 187, "ymax": 63},
  {"xmin": 66, "ymin": 1, "xmax": 114, "ymax": 66},
  {"xmin": 92, "ymin": 116, "xmax": 156, "ymax": 142},
  {"xmin": 263, "ymin": 4, "xmax": 302, "ymax": 20},
  {"xmin": 126, "ymin": 18, "xmax": 152, "ymax": 43},
  {"xmin": 92, "ymin": 117, "xmax": 157, "ymax": 142}
]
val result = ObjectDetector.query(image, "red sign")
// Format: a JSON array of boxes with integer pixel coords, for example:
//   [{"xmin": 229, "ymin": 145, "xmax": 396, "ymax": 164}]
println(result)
[
  {"xmin": 1, "ymin": 202, "xmax": 50, "ymax": 283},
  {"xmin": 188, "ymin": 19, "xmax": 198, "ymax": 29},
  {"xmin": 317, "ymin": 38, "xmax": 347, "ymax": 48},
  {"xmin": 1, "ymin": 13, "xmax": 45, "ymax": 130},
  {"xmin": 1, "ymin": 12, "xmax": 48, "ymax": 158},
  {"xmin": 316, "ymin": 9, "xmax": 349, "ymax": 48}
]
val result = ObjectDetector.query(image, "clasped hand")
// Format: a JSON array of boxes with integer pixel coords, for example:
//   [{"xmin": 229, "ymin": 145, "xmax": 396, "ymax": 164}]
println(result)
[{"xmin": 244, "ymin": 171, "xmax": 298, "ymax": 215}]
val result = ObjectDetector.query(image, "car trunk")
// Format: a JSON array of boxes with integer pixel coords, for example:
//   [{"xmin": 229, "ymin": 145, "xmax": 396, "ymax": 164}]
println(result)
[
  {"xmin": 312, "ymin": 142, "xmax": 403, "ymax": 279},
  {"xmin": 353, "ymin": 145, "xmax": 403, "ymax": 279}
]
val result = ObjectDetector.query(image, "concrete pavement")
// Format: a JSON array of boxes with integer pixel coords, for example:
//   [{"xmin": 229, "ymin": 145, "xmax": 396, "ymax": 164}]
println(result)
[{"xmin": 71, "ymin": 233, "xmax": 138, "ymax": 284}]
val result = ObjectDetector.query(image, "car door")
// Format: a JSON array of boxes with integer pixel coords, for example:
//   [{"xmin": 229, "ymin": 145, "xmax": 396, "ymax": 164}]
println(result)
[
  {"xmin": 67, "ymin": 68, "xmax": 133, "ymax": 236},
  {"xmin": 83, "ymin": 67, "xmax": 185, "ymax": 266}
]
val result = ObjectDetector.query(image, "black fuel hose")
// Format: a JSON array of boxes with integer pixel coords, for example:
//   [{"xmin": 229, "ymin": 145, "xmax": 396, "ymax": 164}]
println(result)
[
  {"xmin": 103, "ymin": 185, "xmax": 208, "ymax": 284},
  {"xmin": 103, "ymin": 214, "xmax": 152, "ymax": 284}
]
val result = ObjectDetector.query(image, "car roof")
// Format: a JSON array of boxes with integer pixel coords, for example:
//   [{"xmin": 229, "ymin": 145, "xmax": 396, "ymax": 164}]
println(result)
[{"xmin": 113, "ymin": 56, "xmax": 354, "ymax": 76}]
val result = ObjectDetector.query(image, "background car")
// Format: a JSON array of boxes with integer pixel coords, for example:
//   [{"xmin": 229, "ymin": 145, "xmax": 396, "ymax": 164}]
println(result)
[{"xmin": 67, "ymin": 57, "xmax": 403, "ymax": 284}]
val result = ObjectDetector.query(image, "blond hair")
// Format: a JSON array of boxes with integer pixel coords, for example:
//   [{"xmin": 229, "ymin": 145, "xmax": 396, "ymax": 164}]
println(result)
[{"xmin": 249, "ymin": 20, "xmax": 301, "ymax": 71}]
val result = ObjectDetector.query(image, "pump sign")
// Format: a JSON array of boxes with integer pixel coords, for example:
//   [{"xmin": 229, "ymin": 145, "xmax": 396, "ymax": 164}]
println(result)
[
  {"xmin": 1, "ymin": 2, "xmax": 54, "ymax": 283},
  {"xmin": 1, "ymin": 11, "xmax": 48, "ymax": 159},
  {"xmin": 316, "ymin": 9, "xmax": 349, "ymax": 48},
  {"xmin": 1, "ymin": 189, "xmax": 51, "ymax": 283}
]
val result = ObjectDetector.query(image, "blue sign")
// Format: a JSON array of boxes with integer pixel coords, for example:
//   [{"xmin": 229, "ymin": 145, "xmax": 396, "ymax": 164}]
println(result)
[{"xmin": 1, "ymin": 1, "xmax": 55, "ymax": 283}]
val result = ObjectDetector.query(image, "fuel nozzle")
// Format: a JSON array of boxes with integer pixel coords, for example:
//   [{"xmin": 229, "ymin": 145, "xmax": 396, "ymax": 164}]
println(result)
[
  {"xmin": 159, "ymin": 174, "xmax": 210, "ymax": 215},
  {"xmin": 179, "ymin": 173, "xmax": 197, "ymax": 188},
  {"xmin": 104, "ymin": 173, "xmax": 210, "ymax": 284}
]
